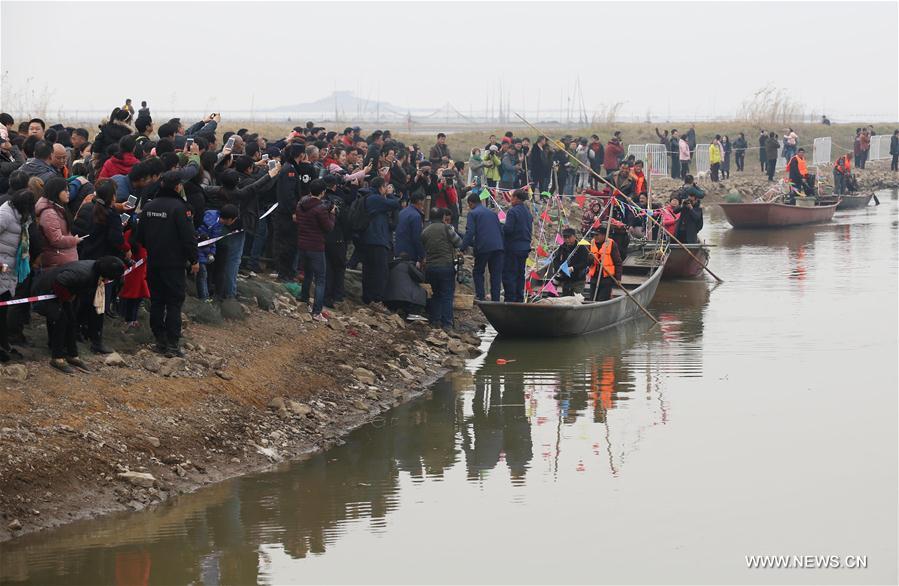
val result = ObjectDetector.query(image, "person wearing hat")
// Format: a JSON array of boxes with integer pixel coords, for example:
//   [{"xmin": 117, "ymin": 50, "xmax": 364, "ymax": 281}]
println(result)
[
  {"xmin": 586, "ymin": 226, "xmax": 622, "ymax": 302},
  {"xmin": 32, "ymin": 256, "xmax": 125, "ymax": 373},
  {"xmin": 134, "ymin": 171, "xmax": 199, "ymax": 357},
  {"xmin": 482, "ymin": 144, "xmax": 501, "ymax": 188}
]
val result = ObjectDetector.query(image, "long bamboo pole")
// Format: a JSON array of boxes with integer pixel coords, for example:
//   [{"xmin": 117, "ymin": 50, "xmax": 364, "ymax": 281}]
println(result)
[{"xmin": 515, "ymin": 113, "xmax": 724, "ymax": 283}]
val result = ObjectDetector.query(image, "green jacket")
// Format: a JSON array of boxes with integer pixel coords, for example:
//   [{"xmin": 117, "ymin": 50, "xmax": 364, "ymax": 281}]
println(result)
[{"xmin": 483, "ymin": 153, "xmax": 501, "ymax": 182}]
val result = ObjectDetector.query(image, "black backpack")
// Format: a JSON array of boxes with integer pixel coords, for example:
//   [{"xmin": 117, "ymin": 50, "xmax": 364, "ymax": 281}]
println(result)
[{"xmin": 348, "ymin": 193, "xmax": 370, "ymax": 234}]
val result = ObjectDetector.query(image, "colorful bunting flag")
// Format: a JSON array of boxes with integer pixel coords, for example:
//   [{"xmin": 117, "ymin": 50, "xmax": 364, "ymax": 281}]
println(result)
[
  {"xmin": 540, "ymin": 212, "xmax": 550, "ymax": 222},
  {"xmin": 560, "ymin": 261, "xmax": 572, "ymax": 276},
  {"xmin": 554, "ymin": 233, "xmax": 564, "ymax": 246},
  {"xmin": 544, "ymin": 281, "xmax": 558, "ymax": 296},
  {"xmin": 479, "ymin": 189, "xmax": 490, "ymax": 201},
  {"xmin": 540, "ymin": 191, "xmax": 552, "ymax": 199},
  {"xmin": 575, "ymin": 194, "xmax": 586, "ymax": 208},
  {"xmin": 525, "ymin": 258, "xmax": 536, "ymax": 268},
  {"xmin": 536, "ymin": 245, "xmax": 548, "ymax": 258},
  {"xmin": 529, "ymin": 271, "xmax": 540, "ymax": 281},
  {"xmin": 497, "ymin": 210, "xmax": 507, "ymax": 222},
  {"xmin": 578, "ymin": 239, "xmax": 591, "ymax": 246}
]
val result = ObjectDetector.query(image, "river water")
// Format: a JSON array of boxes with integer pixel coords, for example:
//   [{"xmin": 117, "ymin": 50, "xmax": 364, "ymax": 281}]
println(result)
[{"xmin": 2, "ymin": 191, "xmax": 897, "ymax": 585}]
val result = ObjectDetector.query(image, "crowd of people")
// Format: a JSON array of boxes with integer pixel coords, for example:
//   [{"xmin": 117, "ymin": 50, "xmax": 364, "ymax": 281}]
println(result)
[{"xmin": 0, "ymin": 103, "xmax": 894, "ymax": 372}]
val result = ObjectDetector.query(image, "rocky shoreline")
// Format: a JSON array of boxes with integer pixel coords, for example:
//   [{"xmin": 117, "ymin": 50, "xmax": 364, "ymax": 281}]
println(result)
[
  {"xmin": 649, "ymin": 160, "xmax": 899, "ymax": 201},
  {"xmin": 0, "ymin": 274, "xmax": 486, "ymax": 543}
]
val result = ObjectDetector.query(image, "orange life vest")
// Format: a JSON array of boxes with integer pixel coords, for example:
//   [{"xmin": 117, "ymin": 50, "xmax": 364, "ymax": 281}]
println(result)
[
  {"xmin": 634, "ymin": 173, "xmax": 646, "ymax": 195},
  {"xmin": 588, "ymin": 240, "xmax": 616, "ymax": 280},
  {"xmin": 787, "ymin": 155, "xmax": 808, "ymax": 177},
  {"xmin": 834, "ymin": 156, "xmax": 851, "ymax": 174}
]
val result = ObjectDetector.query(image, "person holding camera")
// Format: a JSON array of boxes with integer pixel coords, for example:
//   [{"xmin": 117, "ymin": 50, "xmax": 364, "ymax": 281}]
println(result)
[
  {"xmin": 359, "ymin": 177, "xmax": 401, "ymax": 307},
  {"xmin": 295, "ymin": 179, "xmax": 334, "ymax": 321},
  {"xmin": 421, "ymin": 208, "xmax": 463, "ymax": 330}
]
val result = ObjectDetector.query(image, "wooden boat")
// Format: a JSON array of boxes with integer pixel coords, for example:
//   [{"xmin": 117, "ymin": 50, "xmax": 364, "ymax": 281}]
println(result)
[
  {"xmin": 477, "ymin": 254, "xmax": 667, "ymax": 337},
  {"xmin": 718, "ymin": 201, "xmax": 838, "ymax": 228},
  {"xmin": 629, "ymin": 241, "xmax": 709, "ymax": 279},
  {"xmin": 818, "ymin": 193, "xmax": 874, "ymax": 210}
]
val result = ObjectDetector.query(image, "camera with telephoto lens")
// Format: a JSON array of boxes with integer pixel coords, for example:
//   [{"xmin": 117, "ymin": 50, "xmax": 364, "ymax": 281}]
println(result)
[{"xmin": 441, "ymin": 169, "xmax": 455, "ymax": 179}]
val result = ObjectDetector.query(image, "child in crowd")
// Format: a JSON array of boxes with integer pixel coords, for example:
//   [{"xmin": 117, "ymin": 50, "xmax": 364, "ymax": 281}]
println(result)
[
  {"xmin": 119, "ymin": 222, "xmax": 148, "ymax": 329},
  {"xmin": 196, "ymin": 209, "xmax": 223, "ymax": 301}
]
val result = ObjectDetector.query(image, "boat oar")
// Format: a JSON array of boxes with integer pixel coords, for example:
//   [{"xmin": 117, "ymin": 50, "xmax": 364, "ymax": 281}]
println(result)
[
  {"xmin": 606, "ymin": 272, "xmax": 661, "ymax": 326},
  {"xmin": 515, "ymin": 113, "xmax": 724, "ymax": 283}
]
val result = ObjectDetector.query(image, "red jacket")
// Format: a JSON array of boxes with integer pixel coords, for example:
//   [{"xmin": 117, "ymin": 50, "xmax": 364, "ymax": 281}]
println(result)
[
  {"xmin": 119, "ymin": 229, "xmax": 149, "ymax": 299},
  {"xmin": 99, "ymin": 153, "xmax": 140, "ymax": 179},
  {"xmin": 603, "ymin": 141, "xmax": 624, "ymax": 171},
  {"xmin": 295, "ymin": 196, "xmax": 334, "ymax": 252}
]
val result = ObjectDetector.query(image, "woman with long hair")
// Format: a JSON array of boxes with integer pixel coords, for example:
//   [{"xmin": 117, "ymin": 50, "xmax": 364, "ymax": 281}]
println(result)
[
  {"xmin": 73, "ymin": 180, "xmax": 126, "ymax": 353},
  {"xmin": 35, "ymin": 177, "xmax": 81, "ymax": 269},
  {"xmin": 0, "ymin": 189, "xmax": 35, "ymax": 361}
]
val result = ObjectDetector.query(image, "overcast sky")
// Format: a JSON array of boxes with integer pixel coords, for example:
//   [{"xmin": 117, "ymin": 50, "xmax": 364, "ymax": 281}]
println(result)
[{"xmin": 2, "ymin": 1, "xmax": 897, "ymax": 122}]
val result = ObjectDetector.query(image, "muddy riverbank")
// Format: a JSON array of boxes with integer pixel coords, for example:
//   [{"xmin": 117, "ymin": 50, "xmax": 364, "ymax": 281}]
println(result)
[{"xmin": 0, "ymin": 275, "xmax": 486, "ymax": 542}]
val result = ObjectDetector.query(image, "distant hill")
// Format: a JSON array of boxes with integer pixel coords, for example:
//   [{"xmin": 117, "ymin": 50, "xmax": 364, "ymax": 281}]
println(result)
[{"xmin": 268, "ymin": 91, "xmax": 406, "ymax": 115}]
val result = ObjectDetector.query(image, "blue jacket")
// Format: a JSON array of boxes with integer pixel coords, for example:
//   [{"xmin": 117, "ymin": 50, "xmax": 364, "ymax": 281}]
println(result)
[
  {"xmin": 394, "ymin": 205, "xmax": 425, "ymax": 261},
  {"xmin": 461, "ymin": 204, "xmax": 504, "ymax": 255},
  {"xmin": 503, "ymin": 202, "xmax": 532, "ymax": 253},
  {"xmin": 110, "ymin": 174, "xmax": 133, "ymax": 204},
  {"xmin": 361, "ymin": 192, "xmax": 401, "ymax": 248},
  {"xmin": 196, "ymin": 209, "xmax": 223, "ymax": 265}
]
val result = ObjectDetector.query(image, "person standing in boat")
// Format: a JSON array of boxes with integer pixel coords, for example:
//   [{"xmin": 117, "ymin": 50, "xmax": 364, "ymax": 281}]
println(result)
[
  {"xmin": 785, "ymin": 148, "xmax": 814, "ymax": 202},
  {"xmin": 586, "ymin": 225, "xmax": 622, "ymax": 302},
  {"xmin": 675, "ymin": 190, "xmax": 704, "ymax": 244},
  {"xmin": 833, "ymin": 152, "xmax": 852, "ymax": 195}
]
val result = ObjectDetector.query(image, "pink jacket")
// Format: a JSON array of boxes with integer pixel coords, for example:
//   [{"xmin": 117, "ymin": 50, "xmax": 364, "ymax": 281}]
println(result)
[
  {"xmin": 35, "ymin": 197, "xmax": 79, "ymax": 268},
  {"xmin": 661, "ymin": 205, "xmax": 680, "ymax": 235},
  {"xmin": 679, "ymin": 139, "xmax": 691, "ymax": 161}
]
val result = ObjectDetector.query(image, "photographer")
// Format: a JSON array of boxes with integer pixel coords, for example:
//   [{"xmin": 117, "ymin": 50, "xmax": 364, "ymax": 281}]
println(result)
[
  {"xmin": 675, "ymin": 189, "xmax": 703, "ymax": 244},
  {"xmin": 435, "ymin": 166, "xmax": 459, "ymax": 229},
  {"xmin": 421, "ymin": 208, "xmax": 462, "ymax": 330},
  {"xmin": 295, "ymin": 179, "xmax": 334, "ymax": 321},
  {"xmin": 323, "ymin": 175, "xmax": 352, "ymax": 307}
]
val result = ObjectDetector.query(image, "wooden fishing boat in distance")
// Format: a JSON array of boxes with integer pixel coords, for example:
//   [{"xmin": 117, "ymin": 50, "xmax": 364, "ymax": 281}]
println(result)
[
  {"xmin": 629, "ymin": 241, "xmax": 709, "ymax": 279},
  {"xmin": 718, "ymin": 201, "xmax": 838, "ymax": 228},
  {"xmin": 835, "ymin": 193, "xmax": 874, "ymax": 210},
  {"xmin": 476, "ymin": 255, "xmax": 666, "ymax": 337}
]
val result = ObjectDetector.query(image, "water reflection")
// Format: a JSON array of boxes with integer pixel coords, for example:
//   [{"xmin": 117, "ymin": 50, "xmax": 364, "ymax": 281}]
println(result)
[{"xmin": 1, "ymin": 298, "xmax": 712, "ymax": 586}]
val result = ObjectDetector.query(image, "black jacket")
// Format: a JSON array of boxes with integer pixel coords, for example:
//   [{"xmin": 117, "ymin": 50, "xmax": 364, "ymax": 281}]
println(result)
[
  {"xmin": 551, "ymin": 243, "xmax": 590, "ymax": 280},
  {"xmin": 134, "ymin": 188, "xmax": 198, "ymax": 268},
  {"xmin": 275, "ymin": 160, "xmax": 302, "ymax": 216},
  {"xmin": 529, "ymin": 144, "xmax": 550, "ymax": 182},
  {"xmin": 675, "ymin": 203, "xmax": 703, "ymax": 244},
  {"xmin": 74, "ymin": 203, "xmax": 125, "ymax": 260},
  {"xmin": 32, "ymin": 260, "xmax": 100, "ymax": 319}
]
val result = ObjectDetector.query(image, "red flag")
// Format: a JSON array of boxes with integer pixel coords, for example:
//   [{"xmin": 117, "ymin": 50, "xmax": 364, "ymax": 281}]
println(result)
[
  {"xmin": 540, "ymin": 211, "xmax": 550, "ymax": 222},
  {"xmin": 537, "ymin": 245, "xmax": 548, "ymax": 258},
  {"xmin": 575, "ymin": 194, "xmax": 586, "ymax": 208}
]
